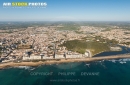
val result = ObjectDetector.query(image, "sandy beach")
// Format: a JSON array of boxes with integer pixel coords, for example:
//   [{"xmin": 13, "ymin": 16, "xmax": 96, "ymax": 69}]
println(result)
[{"xmin": 0, "ymin": 54, "xmax": 130, "ymax": 69}]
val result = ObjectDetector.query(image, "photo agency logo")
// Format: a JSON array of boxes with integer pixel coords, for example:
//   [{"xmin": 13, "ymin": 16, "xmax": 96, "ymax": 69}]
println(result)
[{"xmin": 3, "ymin": 2, "xmax": 47, "ymax": 8}]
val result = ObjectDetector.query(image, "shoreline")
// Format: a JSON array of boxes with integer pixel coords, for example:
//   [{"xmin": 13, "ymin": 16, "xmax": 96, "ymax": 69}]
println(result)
[{"xmin": 0, "ymin": 54, "xmax": 130, "ymax": 69}]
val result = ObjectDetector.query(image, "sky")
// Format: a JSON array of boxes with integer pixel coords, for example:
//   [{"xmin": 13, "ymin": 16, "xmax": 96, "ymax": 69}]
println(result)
[{"xmin": 0, "ymin": 0, "xmax": 130, "ymax": 21}]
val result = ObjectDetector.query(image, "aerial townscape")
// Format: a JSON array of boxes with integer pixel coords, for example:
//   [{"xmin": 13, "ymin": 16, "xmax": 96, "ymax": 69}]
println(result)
[{"xmin": 0, "ymin": 22, "xmax": 130, "ymax": 68}]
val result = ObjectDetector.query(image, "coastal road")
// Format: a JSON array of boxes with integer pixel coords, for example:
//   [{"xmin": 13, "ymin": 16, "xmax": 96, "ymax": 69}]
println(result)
[{"xmin": 0, "ymin": 53, "xmax": 130, "ymax": 69}]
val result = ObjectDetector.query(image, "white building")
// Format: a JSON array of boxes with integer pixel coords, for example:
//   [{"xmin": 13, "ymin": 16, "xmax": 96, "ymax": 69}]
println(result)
[{"xmin": 23, "ymin": 55, "xmax": 41, "ymax": 60}]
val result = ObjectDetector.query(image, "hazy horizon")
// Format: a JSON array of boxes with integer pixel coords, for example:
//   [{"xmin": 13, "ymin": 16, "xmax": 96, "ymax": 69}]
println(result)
[{"xmin": 0, "ymin": 0, "xmax": 130, "ymax": 21}]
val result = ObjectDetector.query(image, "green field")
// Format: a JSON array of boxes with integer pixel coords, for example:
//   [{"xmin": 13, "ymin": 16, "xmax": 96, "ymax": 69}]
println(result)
[
  {"xmin": 59, "ymin": 39, "xmax": 110, "ymax": 56},
  {"xmin": 59, "ymin": 36, "xmax": 119, "ymax": 56}
]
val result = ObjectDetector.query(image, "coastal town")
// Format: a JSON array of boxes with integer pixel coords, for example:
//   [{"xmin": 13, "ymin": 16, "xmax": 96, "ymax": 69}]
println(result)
[{"xmin": 0, "ymin": 23, "xmax": 130, "ymax": 64}]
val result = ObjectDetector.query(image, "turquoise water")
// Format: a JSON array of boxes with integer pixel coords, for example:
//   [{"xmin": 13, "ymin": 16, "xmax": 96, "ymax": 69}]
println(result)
[{"xmin": 0, "ymin": 58, "xmax": 130, "ymax": 85}]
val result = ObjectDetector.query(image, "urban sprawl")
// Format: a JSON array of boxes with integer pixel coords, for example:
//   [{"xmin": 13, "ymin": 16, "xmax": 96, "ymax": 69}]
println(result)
[{"xmin": 0, "ymin": 24, "xmax": 130, "ymax": 63}]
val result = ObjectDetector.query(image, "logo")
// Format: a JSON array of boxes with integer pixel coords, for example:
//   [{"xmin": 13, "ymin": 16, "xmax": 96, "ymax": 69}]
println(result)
[{"xmin": 3, "ymin": 2, "xmax": 47, "ymax": 8}]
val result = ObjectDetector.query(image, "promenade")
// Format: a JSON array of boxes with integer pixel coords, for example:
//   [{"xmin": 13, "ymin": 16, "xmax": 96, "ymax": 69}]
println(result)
[{"xmin": 0, "ymin": 53, "xmax": 130, "ymax": 69}]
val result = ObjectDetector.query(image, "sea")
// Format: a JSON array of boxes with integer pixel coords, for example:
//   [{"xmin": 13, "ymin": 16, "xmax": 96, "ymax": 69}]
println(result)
[{"xmin": 0, "ymin": 58, "xmax": 130, "ymax": 85}]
